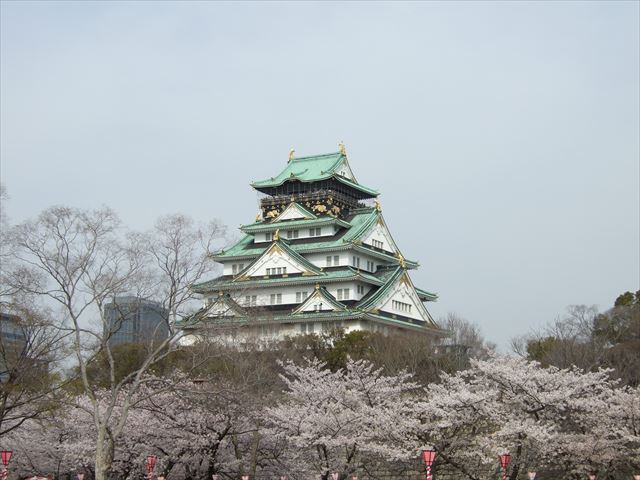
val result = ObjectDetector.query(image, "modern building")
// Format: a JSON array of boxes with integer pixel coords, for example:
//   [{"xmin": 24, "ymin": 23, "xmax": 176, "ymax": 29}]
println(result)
[
  {"xmin": 104, "ymin": 297, "xmax": 169, "ymax": 347},
  {"xmin": 183, "ymin": 145, "xmax": 443, "ymax": 343},
  {"xmin": 0, "ymin": 312, "xmax": 27, "ymax": 381}
]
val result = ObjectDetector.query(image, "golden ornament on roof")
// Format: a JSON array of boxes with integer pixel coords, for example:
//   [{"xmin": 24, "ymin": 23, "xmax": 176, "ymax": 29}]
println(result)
[
  {"xmin": 255, "ymin": 213, "xmax": 262, "ymax": 222},
  {"xmin": 288, "ymin": 148, "xmax": 295, "ymax": 162},
  {"xmin": 315, "ymin": 283, "xmax": 320, "ymax": 290},
  {"xmin": 273, "ymin": 229, "xmax": 280, "ymax": 241},
  {"xmin": 397, "ymin": 253, "xmax": 406, "ymax": 269},
  {"xmin": 374, "ymin": 199, "xmax": 382, "ymax": 212},
  {"xmin": 338, "ymin": 141, "xmax": 347, "ymax": 156}
]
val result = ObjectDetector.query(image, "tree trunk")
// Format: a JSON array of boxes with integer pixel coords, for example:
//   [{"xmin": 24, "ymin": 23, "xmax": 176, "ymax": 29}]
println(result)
[{"xmin": 94, "ymin": 429, "xmax": 115, "ymax": 480}]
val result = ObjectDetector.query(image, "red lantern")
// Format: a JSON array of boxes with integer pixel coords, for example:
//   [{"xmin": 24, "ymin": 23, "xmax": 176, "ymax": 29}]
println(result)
[
  {"xmin": 422, "ymin": 448, "xmax": 437, "ymax": 480},
  {"xmin": 499, "ymin": 453, "xmax": 511, "ymax": 480},
  {"xmin": 422, "ymin": 449, "xmax": 437, "ymax": 467},
  {"xmin": 146, "ymin": 455, "xmax": 157, "ymax": 475},
  {"xmin": 0, "ymin": 452, "xmax": 11, "ymax": 467}
]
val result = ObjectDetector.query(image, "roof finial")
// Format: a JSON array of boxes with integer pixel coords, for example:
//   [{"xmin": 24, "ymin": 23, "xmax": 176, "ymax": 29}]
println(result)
[
  {"xmin": 273, "ymin": 228, "xmax": 280, "ymax": 241},
  {"xmin": 374, "ymin": 199, "xmax": 382, "ymax": 212},
  {"xmin": 338, "ymin": 141, "xmax": 347, "ymax": 156},
  {"xmin": 288, "ymin": 148, "xmax": 295, "ymax": 163},
  {"xmin": 315, "ymin": 283, "xmax": 320, "ymax": 290},
  {"xmin": 397, "ymin": 253, "xmax": 406, "ymax": 269}
]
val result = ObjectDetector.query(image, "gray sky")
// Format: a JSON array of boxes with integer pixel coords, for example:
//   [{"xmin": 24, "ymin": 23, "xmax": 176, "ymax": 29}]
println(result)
[{"xmin": 1, "ymin": 1, "xmax": 638, "ymax": 349}]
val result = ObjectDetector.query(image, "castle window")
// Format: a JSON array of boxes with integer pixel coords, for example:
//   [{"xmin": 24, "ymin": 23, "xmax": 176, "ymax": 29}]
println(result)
[
  {"xmin": 333, "ymin": 255, "xmax": 339, "ymax": 265},
  {"xmin": 326, "ymin": 256, "xmax": 332, "ymax": 266},
  {"xmin": 337, "ymin": 288, "xmax": 350, "ymax": 300},
  {"xmin": 270, "ymin": 293, "xmax": 282, "ymax": 305},
  {"xmin": 232, "ymin": 264, "xmax": 238, "ymax": 274},
  {"xmin": 392, "ymin": 300, "xmax": 412, "ymax": 313},
  {"xmin": 309, "ymin": 227, "xmax": 321, "ymax": 237},
  {"xmin": 372, "ymin": 239, "xmax": 383, "ymax": 249}
]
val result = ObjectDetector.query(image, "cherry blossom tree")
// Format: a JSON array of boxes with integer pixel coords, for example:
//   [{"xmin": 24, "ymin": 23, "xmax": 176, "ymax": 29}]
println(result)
[
  {"xmin": 413, "ymin": 356, "xmax": 638, "ymax": 480},
  {"xmin": 267, "ymin": 358, "xmax": 421, "ymax": 480}
]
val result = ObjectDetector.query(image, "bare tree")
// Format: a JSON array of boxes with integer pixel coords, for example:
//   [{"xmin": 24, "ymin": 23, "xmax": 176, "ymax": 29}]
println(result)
[
  {"xmin": 4, "ymin": 206, "xmax": 224, "ymax": 480},
  {"xmin": 440, "ymin": 313, "xmax": 495, "ymax": 359},
  {"xmin": 144, "ymin": 214, "xmax": 225, "ymax": 325}
]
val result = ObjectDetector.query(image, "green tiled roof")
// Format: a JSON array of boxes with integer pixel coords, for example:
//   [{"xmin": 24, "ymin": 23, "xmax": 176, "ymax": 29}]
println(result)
[
  {"xmin": 192, "ymin": 266, "xmax": 384, "ymax": 293},
  {"xmin": 251, "ymin": 152, "xmax": 379, "ymax": 197},
  {"xmin": 240, "ymin": 216, "xmax": 351, "ymax": 234},
  {"xmin": 357, "ymin": 267, "xmax": 404, "ymax": 310},
  {"xmin": 214, "ymin": 208, "xmax": 381, "ymax": 260},
  {"xmin": 415, "ymin": 287, "xmax": 438, "ymax": 302},
  {"xmin": 293, "ymin": 286, "xmax": 346, "ymax": 314},
  {"xmin": 181, "ymin": 309, "xmax": 442, "ymax": 334}
]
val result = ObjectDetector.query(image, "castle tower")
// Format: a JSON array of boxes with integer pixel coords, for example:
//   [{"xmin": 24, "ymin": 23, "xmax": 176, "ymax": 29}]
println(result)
[{"xmin": 183, "ymin": 147, "xmax": 441, "ymax": 342}]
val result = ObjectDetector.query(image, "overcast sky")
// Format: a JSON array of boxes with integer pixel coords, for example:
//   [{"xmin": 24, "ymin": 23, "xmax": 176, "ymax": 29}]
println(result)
[{"xmin": 1, "ymin": 1, "xmax": 638, "ymax": 349}]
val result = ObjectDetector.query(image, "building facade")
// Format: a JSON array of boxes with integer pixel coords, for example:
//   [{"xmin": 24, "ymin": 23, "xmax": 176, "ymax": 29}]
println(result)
[
  {"xmin": 184, "ymin": 146, "xmax": 442, "ymax": 342},
  {"xmin": 104, "ymin": 297, "xmax": 169, "ymax": 347},
  {"xmin": 0, "ymin": 312, "xmax": 27, "ymax": 381}
]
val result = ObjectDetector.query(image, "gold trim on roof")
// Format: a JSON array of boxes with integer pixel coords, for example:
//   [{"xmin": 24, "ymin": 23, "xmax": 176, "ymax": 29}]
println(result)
[
  {"xmin": 338, "ymin": 141, "xmax": 347, "ymax": 156},
  {"xmin": 288, "ymin": 148, "xmax": 295, "ymax": 162}
]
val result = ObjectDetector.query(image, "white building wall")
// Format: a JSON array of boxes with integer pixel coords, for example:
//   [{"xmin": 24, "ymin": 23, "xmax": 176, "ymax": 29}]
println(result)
[
  {"xmin": 304, "ymin": 250, "xmax": 385, "ymax": 273},
  {"xmin": 254, "ymin": 225, "xmax": 337, "ymax": 243},
  {"xmin": 362, "ymin": 222, "xmax": 396, "ymax": 254},
  {"xmin": 203, "ymin": 280, "xmax": 372, "ymax": 308}
]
